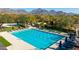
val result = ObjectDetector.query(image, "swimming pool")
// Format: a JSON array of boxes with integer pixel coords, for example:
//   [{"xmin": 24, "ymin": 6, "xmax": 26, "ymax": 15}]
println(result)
[{"xmin": 12, "ymin": 29, "xmax": 64, "ymax": 49}]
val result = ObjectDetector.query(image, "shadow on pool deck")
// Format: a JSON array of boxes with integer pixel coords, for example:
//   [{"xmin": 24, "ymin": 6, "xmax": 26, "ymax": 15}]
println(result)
[{"xmin": 0, "ymin": 42, "xmax": 7, "ymax": 50}]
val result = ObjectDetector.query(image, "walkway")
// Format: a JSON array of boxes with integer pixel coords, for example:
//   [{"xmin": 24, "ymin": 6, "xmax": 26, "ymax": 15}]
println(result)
[{"xmin": 0, "ymin": 32, "xmax": 35, "ymax": 50}]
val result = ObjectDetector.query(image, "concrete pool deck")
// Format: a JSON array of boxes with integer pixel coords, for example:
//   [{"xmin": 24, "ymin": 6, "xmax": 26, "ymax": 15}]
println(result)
[
  {"xmin": 0, "ymin": 27, "xmax": 65, "ymax": 50},
  {"xmin": 0, "ymin": 32, "xmax": 35, "ymax": 50}
]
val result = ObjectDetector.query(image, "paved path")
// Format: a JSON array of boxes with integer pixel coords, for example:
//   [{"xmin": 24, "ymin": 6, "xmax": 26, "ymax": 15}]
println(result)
[{"xmin": 0, "ymin": 32, "xmax": 35, "ymax": 50}]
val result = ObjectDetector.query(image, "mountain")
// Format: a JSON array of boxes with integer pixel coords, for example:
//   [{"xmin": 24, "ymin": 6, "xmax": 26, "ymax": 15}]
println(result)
[
  {"xmin": 14, "ymin": 9, "xmax": 28, "ymax": 14},
  {"xmin": 49, "ymin": 10, "xmax": 57, "ymax": 15},
  {"xmin": 0, "ymin": 8, "xmax": 28, "ymax": 14},
  {"xmin": 31, "ymin": 8, "xmax": 49, "ymax": 14},
  {"xmin": 31, "ymin": 8, "xmax": 76, "ymax": 15},
  {"xmin": 0, "ymin": 8, "xmax": 15, "ymax": 13},
  {"xmin": 56, "ymin": 11, "xmax": 65, "ymax": 15},
  {"xmin": 0, "ymin": 8, "xmax": 77, "ymax": 15},
  {"xmin": 49, "ymin": 10, "xmax": 65, "ymax": 15}
]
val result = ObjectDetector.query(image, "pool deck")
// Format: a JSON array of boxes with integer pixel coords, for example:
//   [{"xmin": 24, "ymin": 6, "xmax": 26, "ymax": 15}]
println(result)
[
  {"xmin": 0, "ymin": 27, "xmax": 66, "ymax": 50},
  {"xmin": 0, "ymin": 32, "xmax": 36, "ymax": 50}
]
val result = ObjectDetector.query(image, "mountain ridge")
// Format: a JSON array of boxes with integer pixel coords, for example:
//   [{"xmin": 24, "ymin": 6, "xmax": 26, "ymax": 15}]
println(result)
[{"xmin": 0, "ymin": 8, "xmax": 77, "ymax": 15}]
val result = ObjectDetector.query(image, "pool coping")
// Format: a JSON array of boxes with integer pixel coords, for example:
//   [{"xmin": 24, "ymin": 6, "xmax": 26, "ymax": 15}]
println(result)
[
  {"xmin": 0, "ymin": 27, "xmax": 66, "ymax": 50},
  {"xmin": 11, "ymin": 27, "xmax": 66, "ymax": 50}
]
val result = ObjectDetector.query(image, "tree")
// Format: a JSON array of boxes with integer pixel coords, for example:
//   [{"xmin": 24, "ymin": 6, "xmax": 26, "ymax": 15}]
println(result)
[{"xmin": 17, "ymin": 14, "xmax": 28, "ymax": 28}]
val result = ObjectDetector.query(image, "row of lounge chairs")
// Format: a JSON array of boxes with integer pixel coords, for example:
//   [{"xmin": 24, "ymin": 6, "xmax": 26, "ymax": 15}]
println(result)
[{"xmin": 49, "ymin": 32, "xmax": 78, "ymax": 50}]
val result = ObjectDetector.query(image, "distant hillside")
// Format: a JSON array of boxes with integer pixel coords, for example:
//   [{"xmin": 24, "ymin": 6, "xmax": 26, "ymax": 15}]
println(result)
[
  {"xmin": 31, "ymin": 8, "xmax": 49, "ymax": 14},
  {"xmin": 31, "ymin": 8, "xmax": 77, "ymax": 15},
  {"xmin": 0, "ymin": 8, "xmax": 28, "ymax": 14},
  {"xmin": 0, "ymin": 8, "xmax": 77, "ymax": 15}
]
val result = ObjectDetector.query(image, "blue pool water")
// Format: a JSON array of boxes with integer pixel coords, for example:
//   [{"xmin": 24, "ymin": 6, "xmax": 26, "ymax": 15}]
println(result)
[{"xmin": 12, "ymin": 29, "xmax": 64, "ymax": 49}]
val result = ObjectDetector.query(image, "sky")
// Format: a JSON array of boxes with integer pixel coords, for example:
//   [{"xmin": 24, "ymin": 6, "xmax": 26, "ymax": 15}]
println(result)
[{"xmin": 16, "ymin": 8, "xmax": 79, "ymax": 14}]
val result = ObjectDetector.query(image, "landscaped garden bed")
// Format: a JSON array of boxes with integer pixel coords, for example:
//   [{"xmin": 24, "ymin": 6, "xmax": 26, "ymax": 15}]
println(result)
[{"xmin": 0, "ymin": 36, "xmax": 11, "ymax": 47}]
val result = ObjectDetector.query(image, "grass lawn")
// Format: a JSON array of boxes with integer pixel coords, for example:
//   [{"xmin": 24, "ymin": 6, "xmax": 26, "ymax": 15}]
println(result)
[{"xmin": 0, "ymin": 36, "xmax": 11, "ymax": 47}]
